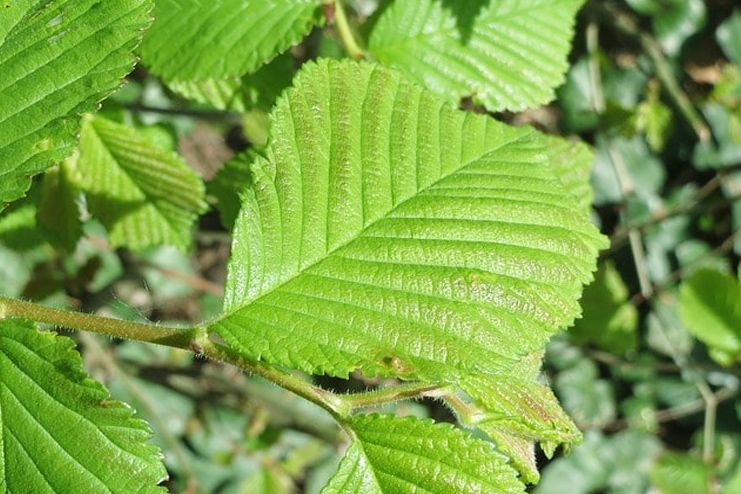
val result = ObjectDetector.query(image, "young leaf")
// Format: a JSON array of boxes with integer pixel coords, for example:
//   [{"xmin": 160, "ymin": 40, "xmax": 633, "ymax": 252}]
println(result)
[
  {"xmin": 455, "ymin": 349, "xmax": 578, "ymax": 483},
  {"xmin": 368, "ymin": 0, "xmax": 585, "ymax": 112},
  {"xmin": 76, "ymin": 115, "xmax": 207, "ymax": 251},
  {"xmin": 209, "ymin": 59, "xmax": 605, "ymax": 382},
  {"xmin": 140, "ymin": 0, "xmax": 323, "ymax": 82},
  {"xmin": 0, "ymin": 318, "xmax": 167, "ymax": 492},
  {"xmin": 322, "ymin": 414, "xmax": 525, "ymax": 493},
  {"xmin": 678, "ymin": 268, "xmax": 741, "ymax": 365},
  {"xmin": 0, "ymin": 0, "xmax": 152, "ymax": 204}
]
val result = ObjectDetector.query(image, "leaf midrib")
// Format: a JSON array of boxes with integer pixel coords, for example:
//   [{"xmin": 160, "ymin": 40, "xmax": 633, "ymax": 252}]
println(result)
[{"xmin": 211, "ymin": 127, "xmax": 534, "ymax": 326}]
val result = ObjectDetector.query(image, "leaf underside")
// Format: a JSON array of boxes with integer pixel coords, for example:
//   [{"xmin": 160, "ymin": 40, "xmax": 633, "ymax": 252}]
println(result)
[
  {"xmin": 76, "ymin": 115, "xmax": 207, "ymax": 251},
  {"xmin": 0, "ymin": 0, "xmax": 152, "ymax": 204},
  {"xmin": 368, "ymin": 0, "xmax": 585, "ymax": 112},
  {"xmin": 210, "ymin": 59, "xmax": 605, "ymax": 383},
  {"xmin": 321, "ymin": 414, "xmax": 525, "ymax": 494},
  {"xmin": 0, "ymin": 319, "xmax": 166, "ymax": 493},
  {"xmin": 139, "ymin": 0, "xmax": 323, "ymax": 82}
]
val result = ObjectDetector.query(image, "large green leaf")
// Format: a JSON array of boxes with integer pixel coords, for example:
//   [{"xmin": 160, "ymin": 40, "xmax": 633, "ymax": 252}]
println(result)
[
  {"xmin": 368, "ymin": 0, "xmax": 585, "ymax": 112},
  {"xmin": 321, "ymin": 414, "xmax": 524, "ymax": 493},
  {"xmin": 207, "ymin": 59, "xmax": 605, "ymax": 383},
  {"xmin": 678, "ymin": 268, "xmax": 741, "ymax": 365},
  {"xmin": 139, "ymin": 0, "xmax": 323, "ymax": 82},
  {"xmin": 0, "ymin": 0, "xmax": 152, "ymax": 204},
  {"xmin": 0, "ymin": 318, "xmax": 166, "ymax": 492},
  {"xmin": 75, "ymin": 115, "xmax": 207, "ymax": 251}
]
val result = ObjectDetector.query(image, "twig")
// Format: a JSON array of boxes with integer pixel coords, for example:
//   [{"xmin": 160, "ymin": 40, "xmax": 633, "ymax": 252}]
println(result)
[
  {"xmin": 594, "ymin": 2, "xmax": 710, "ymax": 142},
  {"xmin": 607, "ymin": 143, "xmax": 653, "ymax": 298},
  {"xmin": 606, "ymin": 385, "xmax": 738, "ymax": 432},
  {"xmin": 126, "ymin": 103, "xmax": 242, "ymax": 124},
  {"xmin": 630, "ymin": 230, "xmax": 739, "ymax": 306},
  {"xmin": 332, "ymin": 0, "xmax": 365, "ymax": 60}
]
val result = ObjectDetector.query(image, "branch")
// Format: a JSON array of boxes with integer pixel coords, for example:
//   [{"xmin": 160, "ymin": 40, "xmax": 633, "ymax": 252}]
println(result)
[
  {"xmin": 593, "ymin": 2, "xmax": 710, "ymax": 142},
  {"xmin": 0, "ymin": 297, "xmax": 446, "ymax": 421},
  {"xmin": 331, "ymin": 0, "xmax": 365, "ymax": 60}
]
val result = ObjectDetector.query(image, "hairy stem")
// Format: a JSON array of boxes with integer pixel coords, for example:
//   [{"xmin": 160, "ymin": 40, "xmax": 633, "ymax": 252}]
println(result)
[
  {"xmin": 0, "ymin": 296, "xmax": 196, "ymax": 348},
  {"xmin": 342, "ymin": 382, "xmax": 451, "ymax": 409},
  {"xmin": 0, "ymin": 296, "xmax": 446, "ymax": 422},
  {"xmin": 333, "ymin": 0, "xmax": 365, "ymax": 60}
]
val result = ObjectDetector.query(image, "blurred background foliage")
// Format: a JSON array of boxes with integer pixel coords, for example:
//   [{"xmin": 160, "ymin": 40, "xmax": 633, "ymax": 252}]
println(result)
[{"xmin": 1, "ymin": 0, "xmax": 740, "ymax": 492}]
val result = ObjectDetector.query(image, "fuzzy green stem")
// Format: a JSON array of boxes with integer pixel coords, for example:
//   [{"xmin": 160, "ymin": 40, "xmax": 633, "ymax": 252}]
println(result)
[
  {"xmin": 342, "ymin": 382, "xmax": 451, "ymax": 409},
  {"xmin": 333, "ymin": 0, "xmax": 365, "ymax": 60},
  {"xmin": 0, "ymin": 296, "xmax": 446, "ymax": 421},
  {"xmin": 194, "ymin": 334, "xmax": 352, "ymax": 418},
  {"xmin": 0, "ymin": 296, "xmax": 196, "ymax": 348}
]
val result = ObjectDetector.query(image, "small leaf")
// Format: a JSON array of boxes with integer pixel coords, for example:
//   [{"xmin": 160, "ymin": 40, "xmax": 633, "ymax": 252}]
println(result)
[
  {"xmin": 717, "ymin": 9, "xmax": 741, "ymax": 65},
  {"xmin": 555, "ymin": 359, "xmax": 616, "ymax": 428},
  {"xmin": 570, "ymin": 261, "xmax": 639, "ymax": 354},
  {"xmin": 678, "ymin": 268, "xmax": 741, "ymax": 365},
  {"xmin": 38, "ymin": 157, "xmax": 83, "ymax": 251},
  {"xmin": 140, "ymin": 0, "xmax": 323, "ymax": 81},
  {"xmin": 461, "ymin": 372, "xmax": 581, "ymax": 483},
  {"xmin": 368, "ymin": 0, "xmax": 586, "ymax": 112},
  {"xmin": 0, "ymin": 318, "xmax": 167, "ymax": 492},
  {"xmin": 650, "ymin": 453, "xmax": 712, "ymax": 494},
  {"xmin": 321, "ymin": 414, "xmax": 525, "ymax": 493},
  {"xmin": 208, "ymin": 150, "xmax": 255, "ymax": 230},
  {"xmin": 0, "ymin": 0, "xmax": 153, "ymax": 204},
  {"xmin": 75, "ymin": 115, "xmax": 207, "ymax": 251}
]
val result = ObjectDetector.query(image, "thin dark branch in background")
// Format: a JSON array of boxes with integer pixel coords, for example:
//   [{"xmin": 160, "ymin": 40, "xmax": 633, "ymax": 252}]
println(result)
[
  {"xmin": 592, "ymin": 1, "xmax": 710, "ymax": 142},
  {"xmin": 630, "ymin": 230, "xmax": 739, "ymax": 306},
  {"xmin": 126, "ymin": 103, "xmax": 243, "ymax": 124}
]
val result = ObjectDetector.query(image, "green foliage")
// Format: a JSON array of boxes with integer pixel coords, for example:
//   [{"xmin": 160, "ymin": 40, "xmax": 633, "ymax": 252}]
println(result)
[
  {"xmin": 139, "ymin": 0, "xmax": 323, "ymax": 82},
  {"xmin": 0, "ymin": 0, "xmax": 152, "ymax": 204},
  {"xmin": 368, "ymin": 0, "xmax": 585, "ymax": 112},
  {"xmin": 6, "ymin": 0, "xmax": 740, "ymax": 492},
  {"xmin": 679, "ymin": 269, "xmax": 741, "ymax": 366},
  {"xmin": 535, "ymin": 431, "xmax": 661, "ymax": 494},
  {"xmin": 322, "ymin": 414, "xmax": 524, "ymax": 493},
  {"xmin": 210, "ymin": 59, "xmax": 604, "ymax": 384},
  {"xmin": 650, "ymin": 453, "xmax": 713, "ymax": 494},
  {"xmin": 570, "ymin": 261, "xmax": 639, "ymax": 354},
  {"xmin": 0, "ymin": 319, "xmax": 167, "ymax": 492},
  {"xmin": 75, "ymin": 115, "xmax": 207, "ymax": 251}
]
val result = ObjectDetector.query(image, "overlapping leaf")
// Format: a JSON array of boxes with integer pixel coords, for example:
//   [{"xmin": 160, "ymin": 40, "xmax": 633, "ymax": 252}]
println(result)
[
  {"xmin": 0, "ymin": 0, "xmax": 152, "ymax": 204},
  {"xmin": 0, "ymin": 318, "xmax": 166, "ymax": 492},
  {"xmin": 321, "ymin": 414, "xmax": 524, "ymax": 493},
  {"xmin": 545, "ymin": 136, "xmax": 595, "ymax": 215},
  {"xmin": 208, "ymin": 59, "xmax": 605, "ymax": 383},
  {"xmin": 139, "ymin": 0, "xmax": 323, "ymax": 82},
  {"xmin": 76, "ymin": 115, "xmax": 207, "ymax": 250},
  {"xmin": 368, "ymin": 0, "xmax": 585, "ymax": 112}
]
